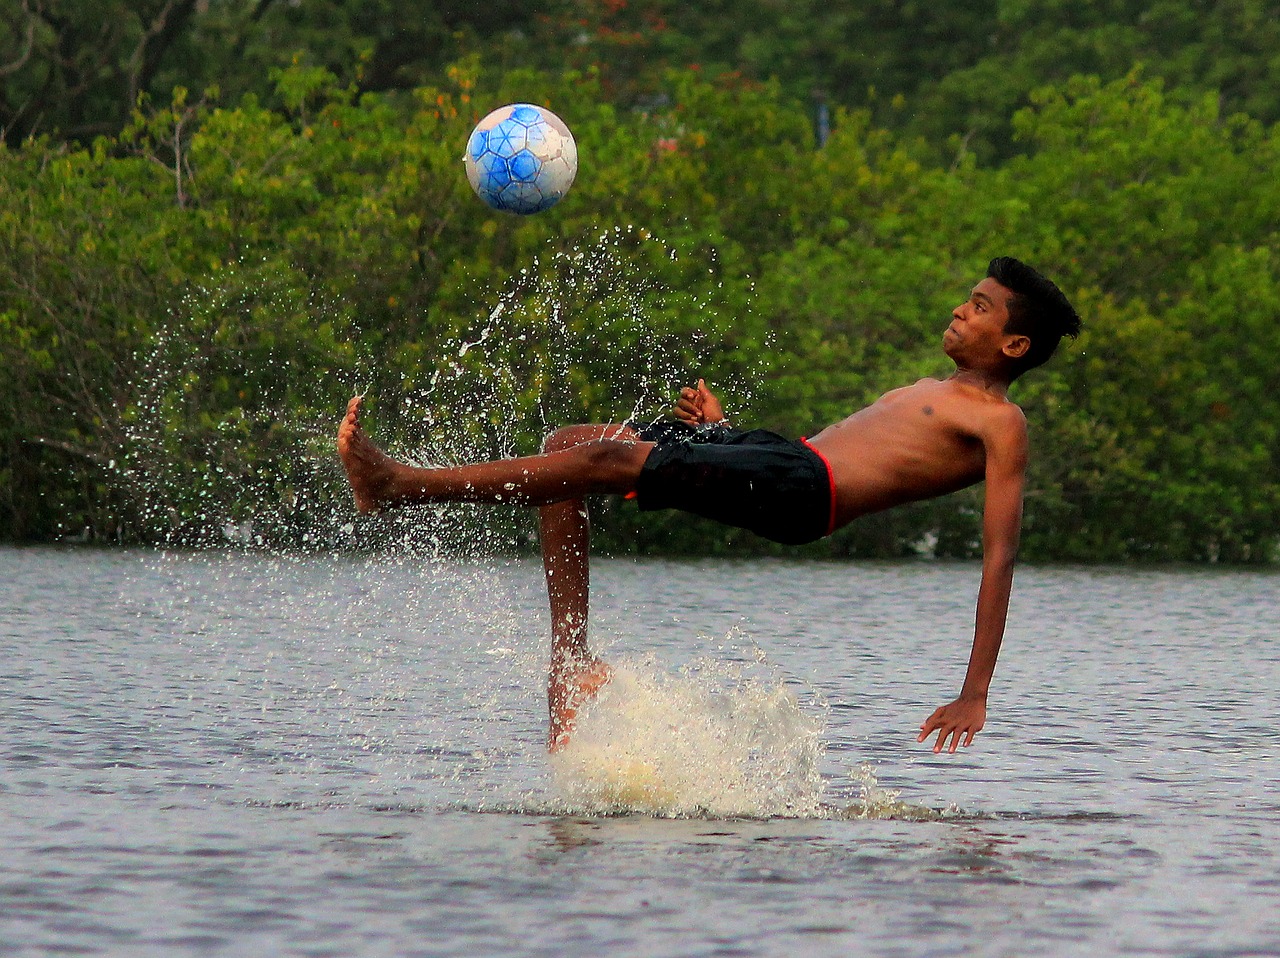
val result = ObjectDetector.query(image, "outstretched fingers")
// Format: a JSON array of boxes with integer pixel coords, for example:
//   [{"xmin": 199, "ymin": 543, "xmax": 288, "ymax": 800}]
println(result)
[{"xmin": 917, "ymin": 699, "xmax": 985, "ymax": 754}]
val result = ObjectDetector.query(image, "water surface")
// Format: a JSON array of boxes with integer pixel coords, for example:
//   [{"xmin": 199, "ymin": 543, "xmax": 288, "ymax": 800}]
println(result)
[{"xmin": 2, "ymin": 546, "xmax": 1278, "ymax": 956}]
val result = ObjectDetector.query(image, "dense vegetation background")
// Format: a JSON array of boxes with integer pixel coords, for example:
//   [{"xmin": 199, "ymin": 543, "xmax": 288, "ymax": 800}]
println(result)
[{"xmin": 2, "ymin": 0, "xmax": 1278, "ymax": 561}]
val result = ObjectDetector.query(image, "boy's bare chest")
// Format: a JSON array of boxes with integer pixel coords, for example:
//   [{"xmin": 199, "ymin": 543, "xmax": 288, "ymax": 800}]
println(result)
[{"xmin": 863, "ymin": 382, "xmax": 985, "ymax": 434}]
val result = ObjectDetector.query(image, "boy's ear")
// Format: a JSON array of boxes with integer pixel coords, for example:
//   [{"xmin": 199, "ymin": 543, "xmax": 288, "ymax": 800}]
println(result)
[{"xmin": 1003, "ymin": 334, "xmax": 1031, "ymax": 360}]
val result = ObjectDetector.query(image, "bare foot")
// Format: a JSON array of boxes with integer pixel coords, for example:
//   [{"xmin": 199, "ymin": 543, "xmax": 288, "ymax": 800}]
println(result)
[
  {"xmin": 548, "ymin": 658, "xmax": 613, "ymax": 752},
  {"xmin": 336, "ymin": 396, "xmax": 399, "ymax": 513}
]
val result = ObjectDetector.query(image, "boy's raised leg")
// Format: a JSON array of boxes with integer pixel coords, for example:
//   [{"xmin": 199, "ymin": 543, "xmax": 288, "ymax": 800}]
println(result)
[{"xmin": 336, "ymin": 397, "xmax": 650, "ymax": 509}]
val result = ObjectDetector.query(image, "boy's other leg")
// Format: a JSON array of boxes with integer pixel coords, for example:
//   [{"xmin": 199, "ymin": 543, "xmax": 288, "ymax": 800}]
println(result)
[
  {"xmin": 540, "ymin": 425, "xmax": 639, "ymax": 751},
  {"xmin": 337, "ymin": 400, "xmax": 650, "ymax": 750}
]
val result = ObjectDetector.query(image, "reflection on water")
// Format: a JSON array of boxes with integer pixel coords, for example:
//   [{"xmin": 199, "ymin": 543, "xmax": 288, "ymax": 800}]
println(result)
[{"xmin": 3, "ymin": 546, "xmax": 1280, "ymax": 957}]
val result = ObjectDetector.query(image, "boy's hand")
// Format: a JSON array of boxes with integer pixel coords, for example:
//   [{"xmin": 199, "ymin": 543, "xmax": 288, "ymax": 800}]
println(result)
[
  {"xmin": 917, "ymin": 696, "xmax": 986, "ymax": 753},
  {"xmin": 674, "ymin": 379, "xmax": 726, "ymax": 425}
]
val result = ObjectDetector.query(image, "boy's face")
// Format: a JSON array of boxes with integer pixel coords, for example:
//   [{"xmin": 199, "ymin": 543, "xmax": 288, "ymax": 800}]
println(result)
[{"xmin": 944, "ymin": 278, "xmax": 1026, "ymax": 367}]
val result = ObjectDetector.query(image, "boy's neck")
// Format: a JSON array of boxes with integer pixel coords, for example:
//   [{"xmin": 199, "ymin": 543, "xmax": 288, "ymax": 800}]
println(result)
[{"xmin": 948, "ymin": 366, "xmax": 1013, "ymax": 397}]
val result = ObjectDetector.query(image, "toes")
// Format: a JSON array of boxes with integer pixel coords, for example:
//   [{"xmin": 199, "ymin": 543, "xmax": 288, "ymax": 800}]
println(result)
[{"xmin": 341, "ymin": 397, "xmax": 365, "ymax": 438}]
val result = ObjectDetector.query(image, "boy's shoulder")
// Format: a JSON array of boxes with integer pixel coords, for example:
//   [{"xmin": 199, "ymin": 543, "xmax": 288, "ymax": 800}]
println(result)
[{"xmin": 932, "ymin": 379, "xmax": 1027, "ymax": 441}]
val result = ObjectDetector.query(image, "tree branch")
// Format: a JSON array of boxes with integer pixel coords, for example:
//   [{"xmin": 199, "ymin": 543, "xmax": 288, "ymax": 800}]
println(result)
[
  {"xmin": 27, "ymin": 435, "xmax": 112, "ymax": 467},
  {"xmin": 0, "ymin": 0, "xmax": 38, "ymax": 78},
  {"xmin": 126, "ymin": 0, "xmax": 198, "ymax": 109}
]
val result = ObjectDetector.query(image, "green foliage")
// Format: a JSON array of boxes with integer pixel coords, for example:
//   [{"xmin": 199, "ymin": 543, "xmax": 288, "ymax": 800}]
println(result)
[
  {"xmin": 901, "ymin": 0, "xmax": 1280, "ymax": 162},
  {"xmin": 2, "ymin": 50, "xmax": 1279, "ymax": 561},
  {"xmin": 10, "ymin": 0, "xmax": 1280, "ymax": 167}
]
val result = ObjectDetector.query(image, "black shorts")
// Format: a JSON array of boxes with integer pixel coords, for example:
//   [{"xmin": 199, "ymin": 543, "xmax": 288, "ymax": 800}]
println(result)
[{"xmin": 629, "ymin": 419, "xmax": 836, "ymax": 545}]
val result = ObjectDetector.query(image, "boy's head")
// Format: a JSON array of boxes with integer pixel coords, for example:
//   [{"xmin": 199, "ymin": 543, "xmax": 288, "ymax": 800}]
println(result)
[{"xmin": 987, "ymin": 257, "xmax": 1082, "ymax": 378}]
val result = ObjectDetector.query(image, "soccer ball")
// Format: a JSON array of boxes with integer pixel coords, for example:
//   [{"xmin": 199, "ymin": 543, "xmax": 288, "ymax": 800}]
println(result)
[{"xmin": 464, "ymin": 103, "xmax": 578, "ymax": 215}]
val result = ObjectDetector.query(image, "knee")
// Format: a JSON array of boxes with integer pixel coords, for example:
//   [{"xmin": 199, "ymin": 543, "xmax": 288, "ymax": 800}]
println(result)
[
  {"xmin": 542, "ymin": 425, "xmax": 598, "ymax": 454},
  {"xmin": 573, "ymin": 438, "xmax": 649, "ymax": 490}
]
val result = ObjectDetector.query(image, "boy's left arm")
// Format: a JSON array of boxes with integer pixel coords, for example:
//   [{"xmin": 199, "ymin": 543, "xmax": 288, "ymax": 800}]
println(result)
[
  {"xmin": 674, "ymin": 379, "xmax": 726, "ymax": 425},
  {"xmin": 918, "ymin": 406, "xmax": 1028, "ymax": 753}
]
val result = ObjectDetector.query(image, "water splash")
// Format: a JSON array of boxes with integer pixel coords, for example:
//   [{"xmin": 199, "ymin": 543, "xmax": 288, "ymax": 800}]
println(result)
[
  {"xmin": 839, "ymin": 763, "xmax": 953, "ymax": 821},
  {"xmin": 392, "ymin": 224, "xmax": 758, "ymax": 473},
  {"xmin": 532, "ymin": 652, "xmax": 948, "ymax": 821},
  {"xmin": 119, "ymin": 259, "xmax": 358, "ymax": 550},
  {"xmin": 104, "ymin": 230, "xmax": 865, "ymax": 820},
  {"xmin": 547, "ymin": 651, "xmax": 826, "ymax": 818},
  {"xmin": 117, "ymin": 226, "xmax": 760, "ymax": 556}
]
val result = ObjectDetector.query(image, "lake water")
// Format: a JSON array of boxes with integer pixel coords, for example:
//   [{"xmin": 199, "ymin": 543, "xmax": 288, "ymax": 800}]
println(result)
[{"xmin": 2, "ymin": 544, "xmax": 1279, "ymax": 957}]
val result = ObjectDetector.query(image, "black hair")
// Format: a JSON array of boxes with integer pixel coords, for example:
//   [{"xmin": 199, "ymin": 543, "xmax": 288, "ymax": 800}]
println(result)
[{"xmin": 987, "ymin": 256, "xmax": 1082, "ymax": 376}]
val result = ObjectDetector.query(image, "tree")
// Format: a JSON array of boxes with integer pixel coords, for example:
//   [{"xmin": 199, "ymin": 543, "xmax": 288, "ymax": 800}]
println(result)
[{"xmin": 1, "ymin": 0, "xmax": 199, "ymax": 145}]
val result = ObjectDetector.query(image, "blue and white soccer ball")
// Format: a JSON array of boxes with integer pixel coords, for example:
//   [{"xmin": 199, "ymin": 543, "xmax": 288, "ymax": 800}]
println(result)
[{"xmin": 464, "ymin": 103, "xmax": 578, "ymax": 215}]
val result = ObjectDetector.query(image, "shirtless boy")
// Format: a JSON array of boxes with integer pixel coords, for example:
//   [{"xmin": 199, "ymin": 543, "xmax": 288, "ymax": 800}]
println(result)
[{"xmin": 337, "ymin": 256, "xmax": 1081, "ymax": 754}]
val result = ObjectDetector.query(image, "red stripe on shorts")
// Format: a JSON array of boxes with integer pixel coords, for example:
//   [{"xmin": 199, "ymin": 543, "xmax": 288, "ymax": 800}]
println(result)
[{"xmin": 800, "ymin": 437, "xmax": 837, "ymax": 537}]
